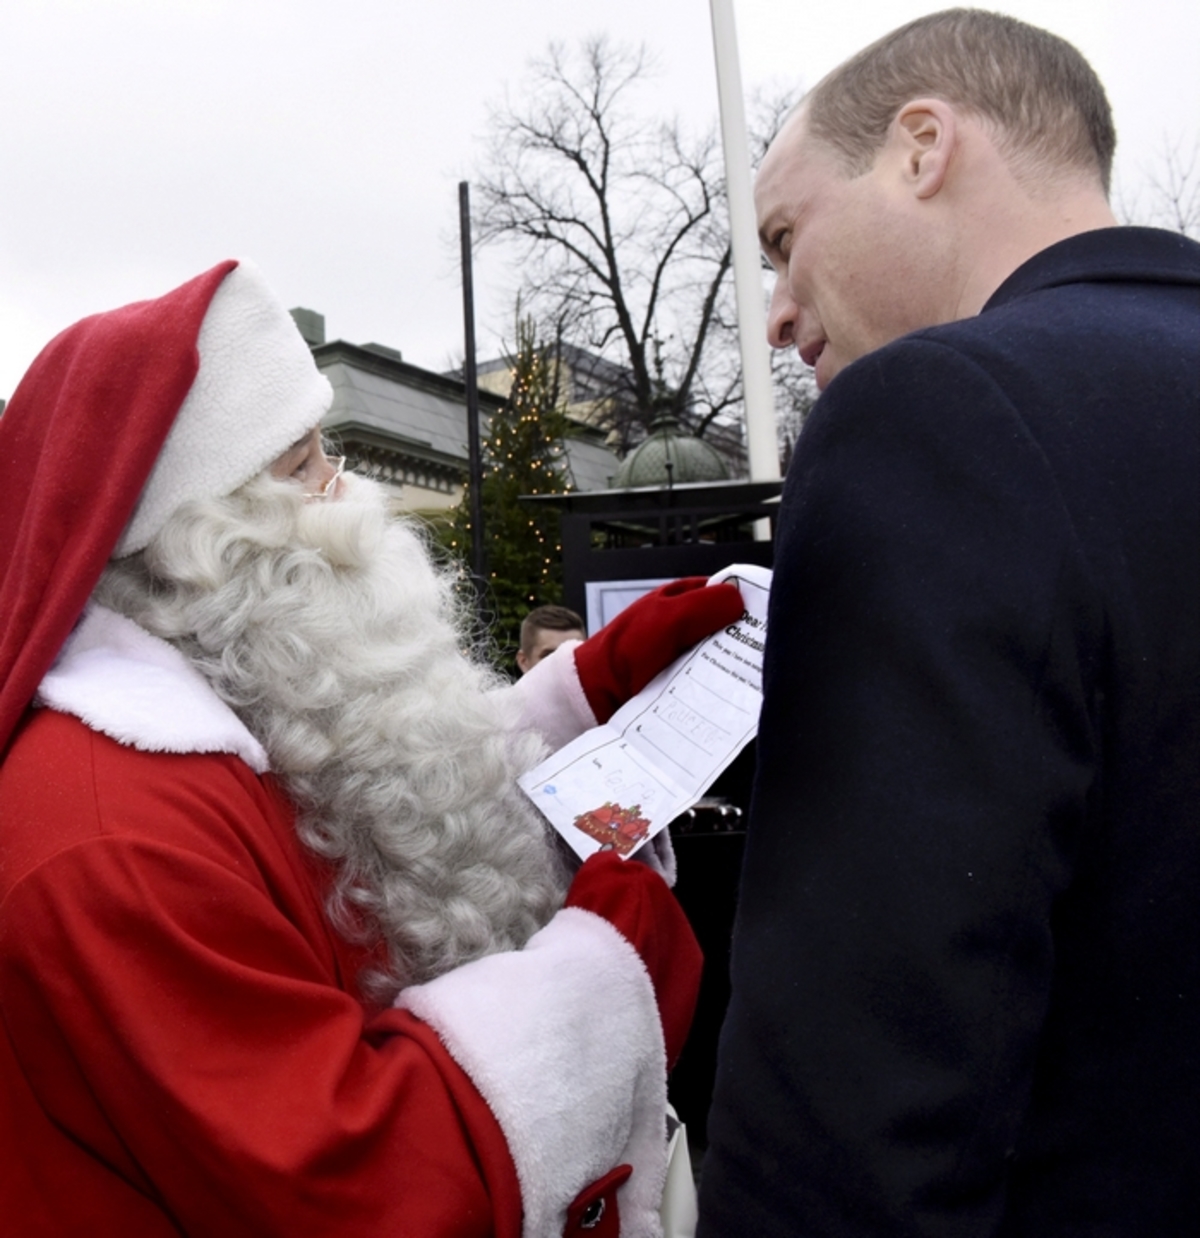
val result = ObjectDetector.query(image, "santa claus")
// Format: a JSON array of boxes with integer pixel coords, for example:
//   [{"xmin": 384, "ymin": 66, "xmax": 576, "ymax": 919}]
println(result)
[{"xmin": 0, "ymin": 260, "xmax": 744, "ymax": 1236}]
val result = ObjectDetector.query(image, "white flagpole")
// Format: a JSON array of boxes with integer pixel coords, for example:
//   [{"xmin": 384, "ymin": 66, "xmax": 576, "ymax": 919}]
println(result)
[{"xmin": 709, "ymin": 0, "xmax": 780, "ymax": 485}]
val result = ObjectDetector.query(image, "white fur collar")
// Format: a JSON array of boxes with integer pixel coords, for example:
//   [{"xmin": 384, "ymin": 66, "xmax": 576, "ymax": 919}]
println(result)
[{"xmin": 36, "ymin": 604, "xmax": 269, "ymax": 773}]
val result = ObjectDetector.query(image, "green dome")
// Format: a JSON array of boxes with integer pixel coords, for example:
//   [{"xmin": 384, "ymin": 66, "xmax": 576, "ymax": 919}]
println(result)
[{"xmin": 611, "ymin": 413, "xmax": 729, "ymax": 488}]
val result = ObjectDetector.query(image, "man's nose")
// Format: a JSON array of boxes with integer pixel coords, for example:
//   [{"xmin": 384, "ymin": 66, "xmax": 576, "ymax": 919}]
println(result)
[{"xmin": 766, "ymin": 277, "xmax": 798, "ymax": 350}]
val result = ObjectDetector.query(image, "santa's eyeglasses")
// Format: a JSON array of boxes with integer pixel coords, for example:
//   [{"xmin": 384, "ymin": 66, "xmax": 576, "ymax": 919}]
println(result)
[{"xmin": 307, "ymin": 457, "xmax": 346, "ymax": 501}]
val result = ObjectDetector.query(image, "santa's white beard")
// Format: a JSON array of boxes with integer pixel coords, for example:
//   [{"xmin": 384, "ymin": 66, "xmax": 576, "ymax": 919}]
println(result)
[{"xmin": 96, "ymin": 473, "xmax": 569, "ymax": 1001}]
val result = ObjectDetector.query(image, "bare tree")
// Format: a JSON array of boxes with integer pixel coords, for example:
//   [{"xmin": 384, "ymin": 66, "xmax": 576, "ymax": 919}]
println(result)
[
  {"xmin": 475, "ymin": 38, "xmax": 739, "ymax": 457},
  {"xmin": 1144, "ymin": 139, "xmax": 1200, "ymax": 238},
  {"xmin": 1117, "ymin": 137, "xmax": 1200, "ymax": 239}
]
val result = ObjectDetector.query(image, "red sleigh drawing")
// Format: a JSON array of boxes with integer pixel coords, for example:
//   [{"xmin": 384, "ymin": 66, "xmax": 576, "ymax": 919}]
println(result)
[{"xmin": 572, "ymin": 801, "xmax": 653, "ymax": 857}]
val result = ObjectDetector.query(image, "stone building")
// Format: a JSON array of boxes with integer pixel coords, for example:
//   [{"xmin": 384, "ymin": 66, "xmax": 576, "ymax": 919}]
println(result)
[{"xmin": 290, "ymin": 309, "xmax": 619, "ymax": 516}]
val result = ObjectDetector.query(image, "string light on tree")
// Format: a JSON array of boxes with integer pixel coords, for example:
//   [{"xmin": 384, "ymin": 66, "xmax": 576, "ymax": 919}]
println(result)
[{"xmin": 444, "ymin": 315, "xmax": 573, "ymax": 675}]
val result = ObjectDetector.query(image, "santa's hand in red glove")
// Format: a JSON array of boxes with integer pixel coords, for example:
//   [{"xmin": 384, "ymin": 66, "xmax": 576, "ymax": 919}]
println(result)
[
  {"xmin": 574, "ymin": 577, "xmax": 745, "ymax": 724},
  {"xmin": 396, "ymin": 833, "xmax": 707, "ymax": 1234},
  {"xmin": 565, "ymin": 849, "xmax": 702, "ymax": 1069},
  {"xmin": 507, "ymin": 575, "xmax": 746, "ymax": 767}
]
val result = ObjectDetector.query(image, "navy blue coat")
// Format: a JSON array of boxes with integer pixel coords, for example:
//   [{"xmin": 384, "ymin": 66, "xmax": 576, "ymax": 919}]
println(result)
[{"xmin": 699, "ymin": 228, "xmax": 1200, "ymax": 1236}]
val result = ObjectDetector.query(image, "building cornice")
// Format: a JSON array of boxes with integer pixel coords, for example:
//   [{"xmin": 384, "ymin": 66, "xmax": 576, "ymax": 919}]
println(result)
[{"xmin": 312, "ymin": 338, "xmax": 506, "ymax": 410}]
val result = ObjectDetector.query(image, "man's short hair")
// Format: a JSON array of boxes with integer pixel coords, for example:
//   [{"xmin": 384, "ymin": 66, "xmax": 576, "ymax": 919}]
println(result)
[
  {"xmin": 804, "ymin": 8, "xmax": 1116, "ymax": 194},
  {"xmin": 519, "ymin": 605, "xmax": 585, "ymax": 656}
]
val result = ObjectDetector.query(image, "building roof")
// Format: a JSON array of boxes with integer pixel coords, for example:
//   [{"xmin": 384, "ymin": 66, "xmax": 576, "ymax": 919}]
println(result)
[
  {"xmin": 317, "ymin": 340, "xmax": 487, "ymax": 465},
  {"xmin": 475, "ymin": 341, "xmax": 637, "ymax": 407},
  {"xmin": 312, "ymin": 338, "xmax": 619, "ymax": 496}
]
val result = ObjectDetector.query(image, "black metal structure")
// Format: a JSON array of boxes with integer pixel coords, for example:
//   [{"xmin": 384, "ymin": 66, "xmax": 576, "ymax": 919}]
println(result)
[
  {"xmin": 523, "ymin": 478, "xmax": 781, "ymax": 622},
  {"xmin": 458, "ymin": 182, "xmax": 486, "ymax": 591}
]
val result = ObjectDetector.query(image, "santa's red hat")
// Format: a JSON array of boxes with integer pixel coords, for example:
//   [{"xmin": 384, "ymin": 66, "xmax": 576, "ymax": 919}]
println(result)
[{"xmin": 0, "ymin": 259, "xmax": 333, "ymax": 756}]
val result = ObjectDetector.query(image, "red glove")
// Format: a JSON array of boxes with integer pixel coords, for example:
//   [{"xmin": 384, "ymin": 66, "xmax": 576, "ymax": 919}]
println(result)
[
  {"xmin": 565, "ymin": 851, "xmax": 702, "ymax": 1068},
  {"xmin": 573, "ymin": 577, "xmax": 745, "ymax": 723}
]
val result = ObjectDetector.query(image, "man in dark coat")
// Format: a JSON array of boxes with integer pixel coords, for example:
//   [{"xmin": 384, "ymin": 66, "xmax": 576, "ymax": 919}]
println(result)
[{"xmin": 699, "ymin": 9, "xmax": 1200, "ymax": 1236}]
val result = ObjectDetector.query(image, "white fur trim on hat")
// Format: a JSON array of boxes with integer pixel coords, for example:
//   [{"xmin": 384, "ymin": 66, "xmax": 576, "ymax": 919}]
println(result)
[{"xmin": 115, "ymin": 260, "xmax": 333, "ymax": 556}]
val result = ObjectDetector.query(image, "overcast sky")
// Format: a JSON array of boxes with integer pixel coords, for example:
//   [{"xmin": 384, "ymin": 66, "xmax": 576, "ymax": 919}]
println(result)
[{"xmin": 2, "ymin": 0, "xmax": 1197, "ymax": 399}]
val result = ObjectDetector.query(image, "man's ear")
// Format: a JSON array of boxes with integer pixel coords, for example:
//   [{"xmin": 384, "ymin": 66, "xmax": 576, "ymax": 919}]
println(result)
[{"xmin": 893, "ymin": 98, "xmax": 957, "ymax": 200}]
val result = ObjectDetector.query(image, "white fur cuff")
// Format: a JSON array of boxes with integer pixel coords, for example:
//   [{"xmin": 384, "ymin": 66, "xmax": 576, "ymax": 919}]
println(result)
[
  {"xmin": 504, "ymin": 639, "xmax": 597, "ymax": 754},
  {"xmin": 398, "ymin": 907, "xmax": 668, "ymax": 1238}
]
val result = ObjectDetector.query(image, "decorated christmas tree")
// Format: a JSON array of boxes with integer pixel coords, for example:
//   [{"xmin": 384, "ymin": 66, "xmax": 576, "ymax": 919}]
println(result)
[{"xmin": 448, "ymin": 317, "xmax": 573, "ymax": 674}]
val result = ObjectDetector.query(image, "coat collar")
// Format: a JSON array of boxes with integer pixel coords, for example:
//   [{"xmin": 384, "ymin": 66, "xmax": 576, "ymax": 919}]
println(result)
[
  {"xmin": 36, "ymin": 604, "xmax": 269, "ymax": 773},
  {"xmin": 986, "ymin": 226, "xmax": 1200, "ymax": 311}
]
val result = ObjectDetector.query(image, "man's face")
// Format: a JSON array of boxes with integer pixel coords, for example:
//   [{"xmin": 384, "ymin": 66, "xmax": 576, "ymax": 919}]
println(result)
[
  {"xmin": 755, "ymin": 111, "xmax": 935, "ymax": 391},
  {"xmin": 517, "ymin": 627, "xmax": 585, "ymax": 675}
]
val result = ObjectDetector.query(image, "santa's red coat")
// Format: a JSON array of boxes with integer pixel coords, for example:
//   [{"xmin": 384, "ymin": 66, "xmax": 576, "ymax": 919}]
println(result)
[{"xmin": 0, "ymin": 610, "xmax": 674, "ymax": 1236}]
